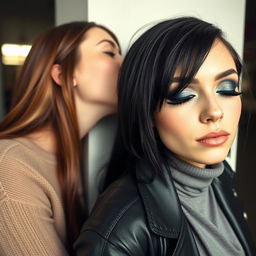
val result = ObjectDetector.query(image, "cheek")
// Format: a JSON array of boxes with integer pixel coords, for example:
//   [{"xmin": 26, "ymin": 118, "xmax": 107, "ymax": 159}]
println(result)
[
  {"xmin": 158, "ymin": 115, "xmax": 182, "ymax": 134},
  {"xmin": 235, "ymin": 98, "xmax": 242, "ymax": 121},
  {"xmin": 96, "ymin": 57, "xmax": 120, "ymax": 80},
  {"xmin": 77, "ymin": 56, "xmax": 119, "ymax": 84},
  {"xmin": 225, "ymin": 97, "xmax": 242, "ymax": 127},
  {"xmin": 74, "ymin": 58, "xmax": 119, "ymax": 103},
  {"xmin": 155, "ymin": 108, "xmax": 192, "ymax": 143}
]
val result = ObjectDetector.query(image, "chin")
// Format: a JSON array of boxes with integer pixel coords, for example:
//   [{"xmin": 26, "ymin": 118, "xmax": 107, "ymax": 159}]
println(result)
[{"xmin": 200, "ymin": 150, "xmax": 229, "ymax": 166}]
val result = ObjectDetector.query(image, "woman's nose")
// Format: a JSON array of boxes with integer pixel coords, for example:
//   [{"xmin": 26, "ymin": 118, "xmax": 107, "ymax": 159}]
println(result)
[{"xmin": 199, "ymin": 98, "xmax": 224, "ymax": 124}]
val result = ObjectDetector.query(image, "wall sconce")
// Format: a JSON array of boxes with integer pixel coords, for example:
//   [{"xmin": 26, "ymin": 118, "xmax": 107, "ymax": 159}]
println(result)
[{"xmin": 1, "ymin": 44, "xmax": 32, "ymax": 65}]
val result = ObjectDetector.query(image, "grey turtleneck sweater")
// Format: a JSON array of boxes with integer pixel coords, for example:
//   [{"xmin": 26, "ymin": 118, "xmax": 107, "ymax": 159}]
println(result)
[{"xmin": 168, "ymin": 154, "xmax": 245, "ymax": 256}]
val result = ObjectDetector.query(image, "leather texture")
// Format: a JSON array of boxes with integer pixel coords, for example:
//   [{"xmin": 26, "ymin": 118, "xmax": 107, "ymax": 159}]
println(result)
[{"xmin": 74, "ymin": 160, "xmax": 256, "ymax": 256}]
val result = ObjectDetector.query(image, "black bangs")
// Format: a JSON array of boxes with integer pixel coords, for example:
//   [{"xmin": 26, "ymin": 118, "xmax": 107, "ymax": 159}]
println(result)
[{"xmin": 155, "ymin": 20, "xmax": 221, "ymax": 110}]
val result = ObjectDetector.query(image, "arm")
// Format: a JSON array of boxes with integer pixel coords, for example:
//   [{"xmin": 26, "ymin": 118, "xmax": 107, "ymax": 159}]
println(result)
[{"xmin": 0, "ymin": 154, "xmax": 68, "ymax": 256}]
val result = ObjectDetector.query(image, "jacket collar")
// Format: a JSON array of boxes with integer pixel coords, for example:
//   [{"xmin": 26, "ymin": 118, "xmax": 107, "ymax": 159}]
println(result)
[
  {"xmin": 212, "ymin": 161, "xmax": 256, "ymax": 256},
  {"xmin": 135, "ymin": 159, "xmax": 256, "ymax": 256},
  {"xmin": 135, "ymin": 160, "xmax": 182, "ymax": 238}
]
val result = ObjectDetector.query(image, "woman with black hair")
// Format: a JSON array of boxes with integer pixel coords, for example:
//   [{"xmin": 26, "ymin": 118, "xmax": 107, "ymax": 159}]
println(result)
[{"xmin": 74, "ymin": 17, "xmax": 256, "ymax": 255}]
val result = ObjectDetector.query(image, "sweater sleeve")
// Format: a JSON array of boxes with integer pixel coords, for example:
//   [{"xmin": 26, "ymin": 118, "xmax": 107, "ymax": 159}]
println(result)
[{"xmin": 0, "ymin": 153, "xmax": 68, "ymax": 256}]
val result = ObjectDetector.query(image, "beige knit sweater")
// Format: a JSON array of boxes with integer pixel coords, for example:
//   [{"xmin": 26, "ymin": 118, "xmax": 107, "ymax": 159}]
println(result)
[{"xmin": 0, "ymin": 137, "xmax": 69, "ymax": 255}]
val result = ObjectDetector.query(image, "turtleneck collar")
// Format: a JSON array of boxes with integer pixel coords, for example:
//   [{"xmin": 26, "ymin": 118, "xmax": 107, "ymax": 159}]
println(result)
[{"xmin": 167, "ymin": 153, "xmax": 224, "ymax": 193}]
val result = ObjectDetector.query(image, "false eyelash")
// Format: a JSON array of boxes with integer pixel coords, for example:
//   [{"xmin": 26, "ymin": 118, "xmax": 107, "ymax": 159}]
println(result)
[
  {"xmin": 217, "ymin": 91, "xmax": 242, "ymax": 96},
  {"xmin": 166, "ymin": 95, "xmax": 195, "ymax": 105}
]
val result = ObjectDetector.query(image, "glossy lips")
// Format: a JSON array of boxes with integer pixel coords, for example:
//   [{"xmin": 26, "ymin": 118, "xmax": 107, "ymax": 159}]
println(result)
[{"xmin": 196, "ymin": 131, "xmax": 230, "ymax": 146}]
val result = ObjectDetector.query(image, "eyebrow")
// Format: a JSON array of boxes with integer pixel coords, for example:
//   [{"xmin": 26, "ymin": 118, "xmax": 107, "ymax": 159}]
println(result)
[
  {"xmin": 215, "ymin": 69, "xmax": 238, "ymax": 80},
  {"xmin": 172, "ymin": 68, "xmax": 238, "ymax": 83},
  {"xmin": 96, "ymin": 39, "xmax": 118, "ymax": 49}
]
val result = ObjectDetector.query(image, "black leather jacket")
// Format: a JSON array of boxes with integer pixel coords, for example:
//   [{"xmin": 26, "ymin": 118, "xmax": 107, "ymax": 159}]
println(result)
[{"xmin": 74, "ymin": 161, "xmax": 256, "ymax": 255}]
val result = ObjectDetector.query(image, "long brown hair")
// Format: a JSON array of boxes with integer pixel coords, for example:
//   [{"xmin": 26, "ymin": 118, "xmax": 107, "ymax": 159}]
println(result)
[{"xmin": 0, "ymin": 21, "xmax": 120, "ymax": 249}]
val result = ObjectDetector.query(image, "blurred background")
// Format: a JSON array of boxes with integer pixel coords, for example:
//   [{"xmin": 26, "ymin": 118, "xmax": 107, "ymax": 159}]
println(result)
[{"xmin": 0, "ymin": 0, "xmax": 255, "ymax": 242}]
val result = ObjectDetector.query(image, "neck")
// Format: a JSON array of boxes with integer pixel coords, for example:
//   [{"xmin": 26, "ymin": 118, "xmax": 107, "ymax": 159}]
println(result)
[
  {"xmin": 76, "ymin": 101, "xmax": 115, "ymax": 138},
  {"xmin": 168, "ymin": 153, "xmax": 224, "ymax": 191}
]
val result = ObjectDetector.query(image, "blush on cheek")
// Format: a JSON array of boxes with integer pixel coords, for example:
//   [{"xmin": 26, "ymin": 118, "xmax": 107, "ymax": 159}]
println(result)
[
  {"xmin": 155, "ymin": 114, "xmax": 185, "ymax": 145},
  {"xmin": 159, "ymin": 113, "xmax": 187, "ymax": 133},
  {"xmin": 98, "ymin": 59, "xmax": 119, "ymax": 80}
]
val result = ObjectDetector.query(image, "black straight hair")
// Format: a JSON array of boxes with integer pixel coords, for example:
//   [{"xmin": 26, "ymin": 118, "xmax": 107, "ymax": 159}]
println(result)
[{"xmin": 105, "ymin": 16, "xmax": 242, "ymax": 186}]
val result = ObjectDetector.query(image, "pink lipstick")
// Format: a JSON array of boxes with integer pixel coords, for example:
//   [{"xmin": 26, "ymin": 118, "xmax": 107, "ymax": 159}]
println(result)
[{"xmin": 196, "ymin": 131, "xmax": 230, "ymax": 146}]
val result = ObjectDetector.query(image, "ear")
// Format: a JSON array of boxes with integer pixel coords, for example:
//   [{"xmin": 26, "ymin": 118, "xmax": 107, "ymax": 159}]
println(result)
[
  {"xmin": 72, "ymin": 76, "xmax": 78, "ymax": 87},
  {"xmin": 51, "ymin": 64, "xmax": 62, "ymax": 86}
]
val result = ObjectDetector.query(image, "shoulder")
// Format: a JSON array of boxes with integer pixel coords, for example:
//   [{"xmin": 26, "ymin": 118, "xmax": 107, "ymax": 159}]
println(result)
[
  {"xmin": 75, "ymin": 175, "xmax": 154, "ymax": 255},
  {"xmin": 0, "ymin": 137, "xmax": 55, "ymax": 166},
  {"xmin": 0, "ymin": 138, "xmax": 54, "ymax": 181},
  {"xmin": 85, "ymin": 175, "xmax": 145, "ymax": 235},
  {"xmin": 0, "ymin": 137, "xmax": 56, "ymax": 179},
  {"xmin": 0, "ymin": 138, "xmax": 58, "ymax": 206},
  {"xmin": 0, "ymin": 138, "xmax": 36, "ymax": 170},
  {"xmin": 0, "ymin": 138, "xmax": 32, "ymax": 182},
  {"xmin": 0, "ymin": 138, "xmax": 21, "ymax": 159}
]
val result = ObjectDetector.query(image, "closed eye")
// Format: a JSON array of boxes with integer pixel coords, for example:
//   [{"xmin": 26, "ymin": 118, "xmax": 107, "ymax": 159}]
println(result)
[
  {"xmin": 103, "ymin": 51, "xmax": 115, "ymax": 57},
  {"xmin": 217, "ymin": 91, "xmax": 242, "ymax": 96},
  {"xmin": 166, "ymin": 90, "xmax": 196, "ymax": 105},
  {"xmin": 216, "ymin": 79, "xmax": 242, "ymax": 96}
]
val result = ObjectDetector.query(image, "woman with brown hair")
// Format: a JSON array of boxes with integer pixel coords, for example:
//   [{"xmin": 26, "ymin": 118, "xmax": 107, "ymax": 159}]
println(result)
[{"xmin": 0, "ymin": 21, "xmax": 122, "ymax": 255}]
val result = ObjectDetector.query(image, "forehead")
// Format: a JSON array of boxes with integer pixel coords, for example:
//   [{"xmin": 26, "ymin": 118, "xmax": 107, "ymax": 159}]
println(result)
[
  {"xmin": 82, "ymin": 27, "xmax": 118, "ymax": 47},
  {"xmin": 173, "ymin": 39, "xmax": 237, "ymax": 79}
]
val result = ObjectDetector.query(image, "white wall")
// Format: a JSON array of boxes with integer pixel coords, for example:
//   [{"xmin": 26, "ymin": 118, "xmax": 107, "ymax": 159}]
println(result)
[
  {"xmin": 88, "ymin": 0, "xmax": 245, "ymax": 56},
  {"xmin": 55, "ymin": 0, "xmax": 87, "ymax": 25}
]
